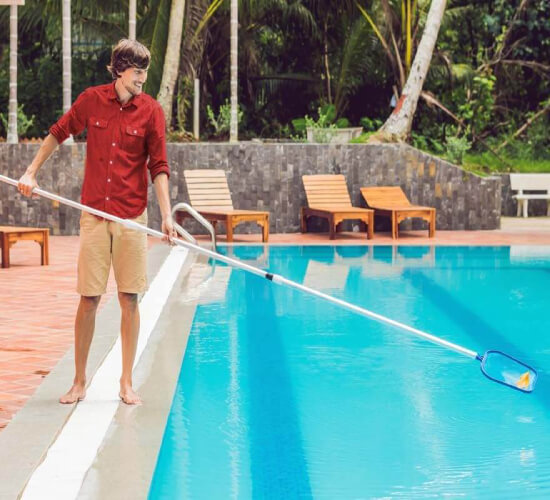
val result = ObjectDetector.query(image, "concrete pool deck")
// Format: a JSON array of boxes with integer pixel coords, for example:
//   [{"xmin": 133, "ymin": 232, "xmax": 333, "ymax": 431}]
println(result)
[{"xmin": 1, "ymin": 216, "xmax": 550, "ymax": 497}]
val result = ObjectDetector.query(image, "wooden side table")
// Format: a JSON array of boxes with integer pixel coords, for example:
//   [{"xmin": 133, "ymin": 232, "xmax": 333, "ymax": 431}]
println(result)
[{"xmin": 0, "ymin": 226, "xmax": 50, "ymax": 268}]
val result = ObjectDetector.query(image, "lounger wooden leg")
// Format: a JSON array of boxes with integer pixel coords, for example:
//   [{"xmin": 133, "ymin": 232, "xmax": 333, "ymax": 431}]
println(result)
[
  {"xmin": 329, "ymin": 215, "xmax": 336, "ymax": 240},
  {"xmin": 429, "ymin": 211, "xmax": 436, "ymax": 238},
  {"xmin": 367, "ymin": 213, "xmax": 374, "ymax": 239},
  {"xmin": 392, "ymin": 212, "xmax": 398, "ymax": 239},
  {"xmin": 226, "ymin": 216, "xmax": 234, "ymax": 242},
  {"xmin": 1, "ymin": 233, "xmax": 9, "ymax": 268},
  {"xmin": 261, "ymin": 217, "xmax": 269, "ymax": 242},
  {"xmin": 300, "ymin": 208, "xmax": 308, "ymax": 233}
]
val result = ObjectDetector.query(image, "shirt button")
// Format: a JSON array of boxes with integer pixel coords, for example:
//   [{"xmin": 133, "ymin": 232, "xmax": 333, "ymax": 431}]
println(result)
[
  {"xmin": 133, "ymin": 130, "xmax": 137, "ymax": 134},
  {"xmin": 106, "ymin": 197, "xmax": 110, "ymax": 201},
  {"xmin": 120, "ymin": 107, "xmax": 123, "ymax": 111},
  {"xmin": 112, "ymin": 142, "xmax": 116, "ymax": 147},
  {"xmin": 107, "ymin": 178, "xmax": 111, "ymax": 183},
  {"xmin": 109, "ymin": 160, "xmax": 113, "ymax": 164},
  {"xmin": 96, "ymin": 121, "xmax": 99, "ymax": 125}
]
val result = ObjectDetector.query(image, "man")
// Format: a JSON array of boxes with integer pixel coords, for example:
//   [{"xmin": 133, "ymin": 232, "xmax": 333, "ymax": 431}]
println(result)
[{"xmin": 18, "ymin": 39, "xmax": 176, "ymax": 405}]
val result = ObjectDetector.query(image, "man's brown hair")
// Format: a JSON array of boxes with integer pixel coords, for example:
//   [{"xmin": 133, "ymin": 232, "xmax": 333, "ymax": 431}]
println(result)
[{"xmin": 107, "ymin": 39, "xmax": 151, "ymax": 79}]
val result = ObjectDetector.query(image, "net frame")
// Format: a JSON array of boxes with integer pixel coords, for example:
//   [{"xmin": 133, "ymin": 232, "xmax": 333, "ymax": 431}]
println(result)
[{"xmin": 478, "ymin": 350, "xmax": 538, "ymax": 393}]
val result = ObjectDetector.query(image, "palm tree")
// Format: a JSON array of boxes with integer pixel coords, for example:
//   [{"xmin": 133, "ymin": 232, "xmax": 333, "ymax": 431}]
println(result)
[
  {"xmin": 129, "ymin": 0, "xmax": 137, "ymax": 39},
  {"xmin": 62, "ymin": 0, "xmax": 72, "ymax": 144},
  {"xmin": 229, "ymin": 0, "xmax": 238, "ymax": 141},
  {"xmin": 379, "ymin": 0, "xmax": 447, "ymax": 140},
  {"xmin": 7, "ymin": 2, "xmax": 18, "ymax": 143},
  {"xmin": 157, "ymin": 0, "xmax": 186, "ymax": 127}
]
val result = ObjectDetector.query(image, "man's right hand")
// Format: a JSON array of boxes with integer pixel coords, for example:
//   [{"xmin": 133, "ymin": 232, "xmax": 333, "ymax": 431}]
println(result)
[{"xmin": 18, "ymin": 171, "xmax": 39, "ymax": 198}]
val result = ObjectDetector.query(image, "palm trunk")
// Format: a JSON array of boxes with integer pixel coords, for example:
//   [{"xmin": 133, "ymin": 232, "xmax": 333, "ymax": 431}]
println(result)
[
  {"xmin": 129, "ymin": 0, "xmax": 137, "ymax": 40},
  {"xmin": 323, "ymin": 18, "xmax": 332, "ymax": 104},
  {"xmin": 62, "ymin": 0, "xmax": 71, "ymax": 114},
  {"xmin": 7, "ymin": 4, "xmax": 18, "ymax": 144},
  {"xmin": 62, "ymin": 0, "xmax": 73, "ymax": 143},
  {"xmin": 229, "ymin": 0, "xmax": 238, "ymax": 142},
  {"xmin": 379, "ymin": 0, "xmax": 447, "ymax": 141},
  {"xmin": 157, "ymin": 0, "xmax": 186, "ymax": 129}
]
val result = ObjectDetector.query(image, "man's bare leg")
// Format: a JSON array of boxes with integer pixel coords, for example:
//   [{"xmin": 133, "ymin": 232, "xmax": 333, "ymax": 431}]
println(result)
[
  {"xmin": 118, "ymin": 291, "xmax": 142, "ymax": 405},
  {"xmin": 60, "ymin": 295, "xmax": 101, "ymax": 404}
]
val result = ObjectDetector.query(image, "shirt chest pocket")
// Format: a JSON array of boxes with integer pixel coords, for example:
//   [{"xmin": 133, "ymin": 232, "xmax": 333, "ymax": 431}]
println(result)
[
  {"xmin": 88, "ymin": 117, "xmax": 108, "ymax": 135},
  {"xmin": 124, "ymin": 125, "xmax": 146, "ymax": 154}
]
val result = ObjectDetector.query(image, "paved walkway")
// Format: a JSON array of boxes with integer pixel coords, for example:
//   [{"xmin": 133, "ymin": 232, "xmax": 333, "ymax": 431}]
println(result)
[
  {"xmin": 0, "ymin": 237, "xmax": 118, "ymax": 430},
  {"xmin": 1, "ymin": 217, "xmax": 550, "ymax": 431}
]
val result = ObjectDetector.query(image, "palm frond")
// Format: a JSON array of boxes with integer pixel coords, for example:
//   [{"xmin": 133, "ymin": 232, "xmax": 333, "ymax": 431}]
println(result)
[
  {"xmin": 334, "ymin": 16, "xmax": 377, "ymax": 115},
  {"xmin": 145, "ymin": 0, "xmax": 171, "ymax": 97}
]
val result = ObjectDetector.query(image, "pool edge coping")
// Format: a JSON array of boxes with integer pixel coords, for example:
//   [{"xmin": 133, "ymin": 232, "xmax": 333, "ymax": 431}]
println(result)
[
  {"xmin": 76, "ymin": 250, "xmax": 204, "ymax": 499},
  {"xmin": 0, "ymin": 244, "xmax": 174, "ymax": 500}
]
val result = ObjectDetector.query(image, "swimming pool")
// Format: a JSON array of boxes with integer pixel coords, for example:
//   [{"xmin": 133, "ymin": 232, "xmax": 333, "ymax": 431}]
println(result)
[{"xmin": 149, "ymin": 246, "xmax": 550, "ymax": 499}]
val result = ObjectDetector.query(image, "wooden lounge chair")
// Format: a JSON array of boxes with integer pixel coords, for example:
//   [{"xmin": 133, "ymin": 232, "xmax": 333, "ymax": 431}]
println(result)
[
  {"xmin": 0, "ymin": 226, "xmax": 50, "ymax": 268},
  {"xmin": 301, "ymin": 174, "xmax": 374, "ymax": 239},
  {"xmin": 360, "ymin": 186, "xmax": 435, "ymax": 239},
  {"xmin": 177, "ymin": 169, "xmax": 269, "ymax": 242}
]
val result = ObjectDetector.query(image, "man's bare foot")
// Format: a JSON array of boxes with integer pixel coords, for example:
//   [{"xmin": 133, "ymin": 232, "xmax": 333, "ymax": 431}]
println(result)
[
  {"xmin": 59, "ymin": 384, "xmax": 86, "ymax": 404},
  {"xmin": 119, "ymin": 386, "xmax": 142, "ymax": 405}
]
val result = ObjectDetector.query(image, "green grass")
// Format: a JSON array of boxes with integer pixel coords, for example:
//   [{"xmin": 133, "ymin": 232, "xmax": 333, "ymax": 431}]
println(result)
[
  {"xmin": 462, "ymin": 153, "xmax": 550, "ymax": 176},
  {"xmin": 347, "ymin": 134, "xmax": 550, "ymax": 177}
]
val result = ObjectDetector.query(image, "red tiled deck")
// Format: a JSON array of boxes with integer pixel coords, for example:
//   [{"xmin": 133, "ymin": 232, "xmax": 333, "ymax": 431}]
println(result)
[
  {"xmin": 1, "ymin": 219, "xmax": 550, "ymax": 431},
  {"xmin": 0, "ymin": 237, "xmax": 117, "ymax": 430}
]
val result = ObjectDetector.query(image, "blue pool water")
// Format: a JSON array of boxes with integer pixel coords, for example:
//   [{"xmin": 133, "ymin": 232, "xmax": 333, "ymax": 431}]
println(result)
[{"xmin": 149, "ymin": 246, "xmax": 550, "ymax": 499}]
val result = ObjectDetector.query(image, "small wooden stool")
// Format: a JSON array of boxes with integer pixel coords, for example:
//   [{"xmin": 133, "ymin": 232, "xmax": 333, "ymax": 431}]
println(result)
[{"xmin": 0, "ymin": 226, "xmax": 50, "ymax": 268}]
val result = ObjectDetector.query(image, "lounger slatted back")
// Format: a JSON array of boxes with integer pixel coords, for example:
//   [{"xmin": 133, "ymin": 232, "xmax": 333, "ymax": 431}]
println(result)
[
  {"xmin": 184, "ymin": 169, "xmax": 234, "ymax": 211},
  {"xmin": 360, "ymin": 186, "xmax": 412, "ymax": 208},
  {"xmin": 301, "ymin": 174, "xmax": 373, "ymax": 239},
  {"xmin": 177, "ymin": 169, "xmax": 269, "ymax": 242},
  {"xmin": 360, "ymin": 186, "xmax": 435, "ymax": 239},
  {"xmin": 303, "ymin": 174, "xmax": 353, "ymax": 209}
]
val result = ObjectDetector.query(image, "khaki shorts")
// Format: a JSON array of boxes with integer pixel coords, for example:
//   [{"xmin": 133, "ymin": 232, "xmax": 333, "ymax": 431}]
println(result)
[{"xmin": 77, "ymin": 210, "xmax": 148, "ymax": 296}]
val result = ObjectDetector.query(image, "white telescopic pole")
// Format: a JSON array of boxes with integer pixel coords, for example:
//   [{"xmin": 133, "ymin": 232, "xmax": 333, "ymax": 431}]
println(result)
[{"xmin": 0, "ymin": 174, "xmax": 479, "ymax": 360}]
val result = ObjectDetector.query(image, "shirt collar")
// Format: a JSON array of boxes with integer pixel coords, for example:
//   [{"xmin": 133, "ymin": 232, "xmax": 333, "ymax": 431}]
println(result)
[{"xmin": 108, "ymin": 81, "xmax": 142, "ymax": 108}]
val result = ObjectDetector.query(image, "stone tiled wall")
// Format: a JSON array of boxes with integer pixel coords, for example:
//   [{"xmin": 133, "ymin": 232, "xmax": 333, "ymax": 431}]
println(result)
[{"xmin": 0, "ymin": 142, "xmax": 501, "ymax": 235}]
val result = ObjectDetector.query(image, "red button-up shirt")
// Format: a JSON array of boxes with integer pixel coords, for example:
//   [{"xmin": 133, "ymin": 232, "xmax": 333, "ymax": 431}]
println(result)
[{"xmin": 50, "ymin": 82, "xmax": 170, "ymax": 218}]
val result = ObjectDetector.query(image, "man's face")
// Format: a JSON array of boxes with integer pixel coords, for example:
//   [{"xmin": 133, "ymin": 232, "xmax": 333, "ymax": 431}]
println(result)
[{"xmin": 118, "ymin": 66, "xmax": 148, "ymax": 97}]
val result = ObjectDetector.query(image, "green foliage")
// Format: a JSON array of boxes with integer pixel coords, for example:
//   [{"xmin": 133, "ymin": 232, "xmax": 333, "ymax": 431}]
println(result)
[
  {"xmin": 145, "ymin": 0, "xmax": 171, "ymax": 98},
  {"xmin": 411, "ymin": 131, "xmax": 445, "ymax": 155},
  {"xmin": 0, "ymin": 0, "xmax": 548, "ymax": 149},
  {"xmin": 335, "ymin": 117, "xmax": 350, "ymax": 128},
  {"xmin": 0, "ymin": 104, "xmax": 35, "ymax": 138},
  {"xmin": 319, "ymin": 104, "xmax": 336, "ymax": 123},
  {"xmin": 445, "ymin": 136, "xmax": 471, "ymax": 165},
  {"xmin": 456, "ymin": 74, "xmax": 496, "ymax": 138},
  {"xmin": 349, "ymin": 131, "xmax": 376, "ymax": 144},
  {"xmin": 206, "ymin": 99, "xmax": 243, "ymax": 136},
  {"xmin": 359, "ymin": 116, "xmax": 382, "ymax": 132},
  {"xmin": 463, "ymin": 153, "xmax": 550, "ymax": 176},
  {"xmin": 292, "ymin": 105, "xmax": 339, "ymax": 143}
]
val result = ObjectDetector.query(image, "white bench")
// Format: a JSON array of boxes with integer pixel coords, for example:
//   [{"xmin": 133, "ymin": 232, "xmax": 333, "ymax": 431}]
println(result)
[{"xmin": 510, "ymin": 173, "xmax": 550, "ymax": 218}]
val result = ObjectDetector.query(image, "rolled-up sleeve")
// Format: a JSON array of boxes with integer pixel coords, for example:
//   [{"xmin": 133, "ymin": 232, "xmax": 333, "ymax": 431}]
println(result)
[
  {"xmin": 146, "ymin": 104, "xmax": 170, "ymax": 182},
  {"xmin": 49, "ymin": 90, "xmax": 90, "ymax": 143}
]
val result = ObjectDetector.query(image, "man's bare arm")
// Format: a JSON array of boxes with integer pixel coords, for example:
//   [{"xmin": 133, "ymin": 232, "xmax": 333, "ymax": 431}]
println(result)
[
  {"xmin": 18, "ymin": 134, "xmax": 59, "ymax": 197},
  {"xmin": 153, "ymin": 173, "xmax": 176, "ymax": 241}
]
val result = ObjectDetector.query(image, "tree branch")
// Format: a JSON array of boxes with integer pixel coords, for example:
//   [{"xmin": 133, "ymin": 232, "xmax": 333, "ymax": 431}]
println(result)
[
  {"xmin": 420, "ymin": 91, "xmax": 513, "ymax": 168},
  {"xmin": 496, "ymin": 100, "xmax": 550, "ymax": 152}
]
